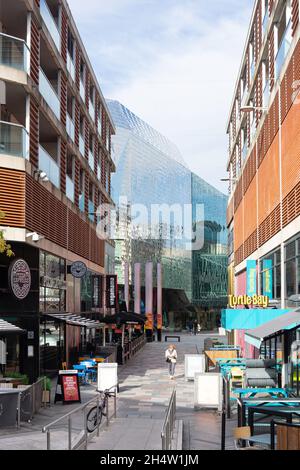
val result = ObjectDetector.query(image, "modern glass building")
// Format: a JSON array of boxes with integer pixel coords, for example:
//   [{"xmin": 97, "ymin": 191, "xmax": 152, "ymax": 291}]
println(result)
[{"xmin": 107, "ymin": 100, "xmax": 228, "ymax": 328}]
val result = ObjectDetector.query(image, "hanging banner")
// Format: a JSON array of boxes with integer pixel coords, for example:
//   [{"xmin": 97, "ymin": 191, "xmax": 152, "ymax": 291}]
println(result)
[
  {"xmin": 246, "ymin": 260, "xmax": 257, "ymax": 297},
  {"xmin": 106, "ymin": 275, "xmax": 118, "ymax": 308},
  {"xmin": 263, "ymin": 260, "xmax": 273, "ymax": 300}
]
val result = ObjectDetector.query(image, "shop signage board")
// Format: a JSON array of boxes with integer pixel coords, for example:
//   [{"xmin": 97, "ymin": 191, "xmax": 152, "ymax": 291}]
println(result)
[
  {"xmin": 106, "ymin": 275, "xmax": 118, "ymax": 308},
  {"xmin": 70, "ymin": 261, "xmax": 87, "ymax": 279},
  {"xmin": 263, "ymin": 260, "xmax": 273, "ymax": 299},
  {"xmin": 54, "ymin": 370, "xmax": 81, "ymax": 404},
  {"xmin": 246, "ymin": 260, "xmax": 257, "ymax": 297},
  {"xmin": 97, "ymin": 363, "xmax": 118, "ymax": 393},
  {"xmin": 228, "ymin": 294, "xmax": 270, "ymax": 308},
  {"xmin": 8, "ymin": 258, "xmax": 31, "ymax": 300}
]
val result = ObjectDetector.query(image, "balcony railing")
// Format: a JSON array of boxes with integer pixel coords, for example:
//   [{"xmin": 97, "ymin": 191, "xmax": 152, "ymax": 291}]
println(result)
[
  {"xmin": 80, "ymin": 80, "xmax": 85, "ymax": 102},
  {"xmin": 89, "ymin": 100, "xmax": 95, "ymax": 121},
  {"xmin": 79, "ymin": 193, "xmax": 85, "ymax": 212},
  {"xmin": 40, "ymin": 0, "xmax": 61, "ymax": 51},
  {"xmin": 89, "ymin": 150, "xmax": 94, "ymax": 171},
  {"xmin": 0, "ymin": 32, "xmax": 29, "ymax": 72},
  {"xmin": 39, "ymin": 68, "xmax": 60, "ymax": 120},
  {"xmin": 79, "ymin": 133, "xmax": 85, "ymax": 156},
  {"xmin": 66, "ymin": 113, "xmax": 75, "ymax": 141},
  {"xmin": 39, "ymin": 144, "xmax": 60, "ymax": 188},
  {"xmin": 66, "ymin": 175, "xmax": 74, "ymax": 202},
  {"xmin": 67, "ymin": 52, "xmax": 75, "ymax": 82},
  {"xmin": 0, "ymin": 121, "xmax": 29, "ymax": 159},
  {"xmin": 275, "ymin": 20, "xmax": 292, "ymax": 80},
  {"xmin": 88, "ymin": 200, "xmax": 95, "ymax": 222}
]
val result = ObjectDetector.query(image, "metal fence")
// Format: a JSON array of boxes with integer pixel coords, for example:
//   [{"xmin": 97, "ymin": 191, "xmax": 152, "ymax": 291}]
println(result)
[
  {"xmin": 42, "ymin": 393, "xmax": 117, "ymax": 450},
  {"xmin": 18, "ymin": 378, "xmax": 44, "ymax": 424},
  {"xmin": 161, "ymin": 388, "xmax": 176, "ymax": 450}
]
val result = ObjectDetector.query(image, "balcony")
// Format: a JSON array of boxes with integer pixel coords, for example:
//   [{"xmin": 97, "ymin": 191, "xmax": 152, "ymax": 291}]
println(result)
[
  {"xmin": 66, "ymin": 113, "xmax": 75, "ymax": 141},
  {"xmin": 275, "ymin": 21, "xmax": 293, "ymax": 80},
  {"xmin": 79, "ymin": 193, "xmax": 85, "ymax": 212},
  {"xmin": 89, "ymin": 150, "xmax": 94, "ymax": 171},
  {"xmin": 89, "ymin": 100, "xmax": 95, "ymax": 122},
  {"xmin": 262, "ymin": 10, "xmax": 268, "ymax": 39},
  {"xmin": 67, "ymin": 52, "xmax": 75, "ymax": 82},
  {"xmin": 39, "ymin": 144, "xmax": 60, "ymax": 188},
  {"xmin": 40, "ymin": 0, "xmax": 61, "ymax": 51},
  {"xmin": 66, "ymin": 175, "xmax": 74, "ymax": 202},
  {"xmin": 80, "ymin": 80, "xmax": 85, "ymax": 102},
  {"xmin": 39, "ymin": 68, "xmax": 60, "ymax": 120},
  {"xmin": 0, "ymin": 32, "xmax": 29, "ymax": 73},
  {"xmin": 88, "ymin": 200, "xmax": 95, "ymax": 222},
  {"xmin": 79, "ymin": 133, "xmax": 85, "ymax": 156},
  {"xmin": 0, "ymin": 121, "xmax": 29, "ymax": 159},
  {"xmin": 263, "ymin": 80, "xmax": 270, "ymax": 108}
]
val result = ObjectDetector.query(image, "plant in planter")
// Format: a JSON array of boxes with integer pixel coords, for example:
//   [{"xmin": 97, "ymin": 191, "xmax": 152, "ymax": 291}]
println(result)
[
  {"xmin": 4, "ymin": 372, "xmax": 29, "ymax": 385},
  {"xmin": 39, "ymin": 376, "xmax": 52, "ymax": 406}
]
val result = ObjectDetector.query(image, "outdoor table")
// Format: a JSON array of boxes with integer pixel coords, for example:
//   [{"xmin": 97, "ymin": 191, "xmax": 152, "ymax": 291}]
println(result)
[
  {"xmin": 248, "ymin": 433, "xmax": 277, "ymax": 449},
  {"xmin": 233, "ymin": 388, "xmax": 289, "ymax": 399}
]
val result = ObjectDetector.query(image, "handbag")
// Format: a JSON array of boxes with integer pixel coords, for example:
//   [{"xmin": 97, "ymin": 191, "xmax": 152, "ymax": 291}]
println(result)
[{"xmin": 166, "ymin": 357, "xmax": 171, "ymax": 363}]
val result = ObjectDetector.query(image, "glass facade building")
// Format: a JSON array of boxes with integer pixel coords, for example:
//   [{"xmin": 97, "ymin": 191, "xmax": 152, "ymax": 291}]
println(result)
[{"xmin": 108, "ymin": 100, "xmax": 228, "ymax": 324}]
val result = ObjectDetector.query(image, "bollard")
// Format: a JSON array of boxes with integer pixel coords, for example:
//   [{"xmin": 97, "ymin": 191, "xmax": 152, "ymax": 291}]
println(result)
[{"xmin": 221, "ymin": 409, "xmax": 226, "ymax": 451}]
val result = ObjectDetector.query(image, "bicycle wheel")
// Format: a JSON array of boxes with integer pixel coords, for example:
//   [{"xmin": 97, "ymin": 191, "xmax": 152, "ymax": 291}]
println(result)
[{"xmin": 86, "ymin": 405, "xmax": 103, "ymax": 433}]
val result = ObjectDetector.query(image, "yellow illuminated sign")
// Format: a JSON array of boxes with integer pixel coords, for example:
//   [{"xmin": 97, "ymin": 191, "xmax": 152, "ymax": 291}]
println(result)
[{"xmin": 228, "ymin": 295, "xmax": 269, "ymax": 309}]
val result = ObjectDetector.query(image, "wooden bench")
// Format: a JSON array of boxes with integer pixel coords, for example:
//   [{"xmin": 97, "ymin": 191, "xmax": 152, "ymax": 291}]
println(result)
[{"xmin": 165, "ymin": 336, "xmax": 181, "ymax": 343}]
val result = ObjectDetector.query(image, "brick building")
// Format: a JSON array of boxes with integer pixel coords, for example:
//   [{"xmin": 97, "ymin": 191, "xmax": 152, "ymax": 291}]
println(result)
[
  {"xmin": 0, "ymin": 0, "xmax": 115, "ymax": 381},
  {"xmin": 225, "ymin": 0, "xmax": 300, "ymax": 357}
]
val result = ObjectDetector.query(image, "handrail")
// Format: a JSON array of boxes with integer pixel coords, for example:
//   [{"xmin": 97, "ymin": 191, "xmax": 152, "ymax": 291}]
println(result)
[
  {"xmin": 161, "ymin": 388, "xmax": 176, "ymax": 451},
  {"xmin": 0, "ymin": 120, "xmax": 28, "ymax": 131},
  {"xmin": 0, "ymin": 31, "xmax": 30, "ymax": 50}
]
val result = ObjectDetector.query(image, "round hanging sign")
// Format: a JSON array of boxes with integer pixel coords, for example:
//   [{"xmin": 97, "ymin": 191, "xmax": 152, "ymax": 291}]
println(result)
[
  {"xmin": 8, "ymin": 258, "xmax": 31, "ymax": 300},
  {"xmin": 70, "ymin": 261, "xmax": 87, "ymax": 279}
]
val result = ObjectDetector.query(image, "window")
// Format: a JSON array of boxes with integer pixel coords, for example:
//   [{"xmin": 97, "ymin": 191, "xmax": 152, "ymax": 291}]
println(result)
[
  {"xmin": 260, "ymin": 249, "xmax": 281, "ymax": 299},
  {"xmin": 39, "ymin": 251, "xmax": 66, "ymax": 313},
  {"xmin": 67, "ymin": 154, "xmax": 74, "ymax": 179}
]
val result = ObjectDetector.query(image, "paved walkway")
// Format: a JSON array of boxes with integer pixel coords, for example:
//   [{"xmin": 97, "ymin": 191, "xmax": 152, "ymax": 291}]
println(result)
[{"xmin": 0, "ymin": 331, "xmax": 236, "ymax": 450}]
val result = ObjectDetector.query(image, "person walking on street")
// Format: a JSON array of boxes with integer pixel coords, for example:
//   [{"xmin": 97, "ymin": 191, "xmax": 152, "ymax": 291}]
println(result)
[
  {"xmin": 193, "ymin": 319, "xmax": 198, "ymax": 336},
  {"xmin": 165, "ymin": 344, "xmax": 177, "ymax": 379}
]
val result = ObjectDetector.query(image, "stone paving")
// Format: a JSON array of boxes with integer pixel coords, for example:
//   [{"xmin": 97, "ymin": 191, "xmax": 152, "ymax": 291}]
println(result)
[{"xmin": 0, "ymin": 331, "xmax": 237, "ymax": 450}]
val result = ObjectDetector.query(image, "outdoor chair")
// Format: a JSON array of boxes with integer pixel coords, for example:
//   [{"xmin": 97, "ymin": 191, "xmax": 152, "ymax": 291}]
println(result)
[
  {"xmin": 233, "ymin": 427, "xmax": 263, "ymax": 450},
  {"xmin": 80, "ymin": 361, "xmax": 97, "ymax": 382},
  {"xmin": 73, "ymin": 365, "xmax": 88, "ymax": 385},
  {"xmin": 231, "ymin": 367, "xmax": 244, "ymax": 389}
]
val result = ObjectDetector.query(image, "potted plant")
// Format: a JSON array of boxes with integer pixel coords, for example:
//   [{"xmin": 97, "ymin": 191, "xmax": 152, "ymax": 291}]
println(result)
[{"xmin": 40, "ymin": 376, "xmax": 52, "ymax": 406}]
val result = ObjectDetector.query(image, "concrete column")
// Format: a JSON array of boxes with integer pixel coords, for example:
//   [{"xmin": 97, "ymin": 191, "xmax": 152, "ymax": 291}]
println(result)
[
  {"xmin": 145, "ymin": 262, "xmax": 153, "ymax": 341},
  {"xmin": 157, "ymin": 263, "xmax": 163, "ymax": 342},
  {"xmin": 134, "ymin": 263, "xmax": 141, "ymax": 314},
  {"xmin": 124, "ymin": 262, "xmax": 130, "ymax": 312}
]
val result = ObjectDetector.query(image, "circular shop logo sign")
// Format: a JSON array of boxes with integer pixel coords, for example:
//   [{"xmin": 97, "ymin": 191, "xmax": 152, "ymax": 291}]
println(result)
[
  {"xmin": 70, "ymin": 261, "xmax": 87, "ymax": 279},
  {"xmin": 9, "ymin": 259, "xmax": 31, "ymax": 300}
]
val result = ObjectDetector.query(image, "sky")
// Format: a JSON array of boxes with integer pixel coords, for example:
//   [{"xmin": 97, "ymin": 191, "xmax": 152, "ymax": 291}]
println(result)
[{"xmin": 68, "ymin": 0, "xmax": 254, "ymax": 193}]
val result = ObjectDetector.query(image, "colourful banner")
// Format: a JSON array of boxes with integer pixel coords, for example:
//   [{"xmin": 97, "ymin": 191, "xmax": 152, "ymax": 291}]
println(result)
[
  {"xmin": 263, "ymin": 259, "xmax": 273, "ymax": 300},
  {"xmin": 246, "ymin": 260, "xmax": 257, "ymax": 297}
]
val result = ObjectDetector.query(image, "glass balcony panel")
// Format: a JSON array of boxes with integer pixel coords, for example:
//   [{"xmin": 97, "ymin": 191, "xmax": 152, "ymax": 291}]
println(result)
[
  {"xmin": 39, "ymin": 145, "xmax": 60, "ymax": 188},
  {"xmin": 250, "ymin": 60, "xmax": 255, "ymax": 81},
  {"xmin": 67, "ymin": 52, "xmax": 75, "ymax": 82},
  {"xmin": 263, "ymin": 79, "xmax": 270, "ymax": 108},
  {"xmin": 79, "ymin": 134, "xmax": 85, "ymax": 156},
  {"xmin": 39, "ymin": 68, "xmax": 60, "ymax": 120},
  {"xmin": 88, "ymin": 200, "xmax": 95, "ymax": 222},
  {"xmin": 40, "ymin": 0, "xmax": 61, "ymax": 51},
  {"xmin": 262, "ymin": 11, "xmax": 268, "ymax": 38},
  {"xmin": 97, "ymin": 165, "xmax": 101, "ymax": 181},
  {"xmin": 80, "ymin": 80, "xmax": 85, "ymax": 102},
  {"xmin": 98, "ymin": 119, "xmax": 102, "ymax": 138},
  {"xmin": 0, "ymin": 121, "xmax": 29, "ymax": 159},
  {"xmin": 66, "ymin": 175, "xmax": 74, "ymax": 202},
  {"xmin": 242, "ymin": 142, "xmax": 247, "ymax": 162},
  {"xmin": 0, "ymin": 33, "xmax": 29, "ymax": 72},
  {"xmin": 79, "ymin": 194, "xmax": 85, "ymax": 212},
  {"xmin": 66, "ymin": 114, "xmax": 75, "ymax": 141},
  {"xmin": 250, "ymin": 119, "xmax": 256, "ymax": 142},
  {"xmin": 89, "ymin": 100, "xmax": 95, "ymax": 121},
  {"xmin": 275, "ymin": 21, "xmax": 292, "ymax": 80},
  {"xmin": 89, "ymin": 150, "xmax": 94, "ymax": 171}
]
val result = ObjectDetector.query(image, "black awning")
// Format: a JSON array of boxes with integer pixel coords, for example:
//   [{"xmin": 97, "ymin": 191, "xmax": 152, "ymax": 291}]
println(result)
[
  {"xmin": 44, "ymin": 314, "xmax": 106, "ymax": 329},
  {"xmin": 0, "ymin": 319, "xmax": 26, "ymax": 336},
  {"xmin": 102, "ymin": 311, "xmax": 145, "ymax": 325}
]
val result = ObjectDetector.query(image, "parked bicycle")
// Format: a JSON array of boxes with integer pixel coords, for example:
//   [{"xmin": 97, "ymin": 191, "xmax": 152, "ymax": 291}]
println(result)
[{"xmin": 86, "ymin": 385, "xmax": 117, "ymax": 433}]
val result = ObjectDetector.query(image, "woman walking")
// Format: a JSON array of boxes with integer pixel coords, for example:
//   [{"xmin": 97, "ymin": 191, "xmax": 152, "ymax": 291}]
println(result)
[{"xmin": 165, "ymin": 344, "xmax": 177, "ymax": 379}]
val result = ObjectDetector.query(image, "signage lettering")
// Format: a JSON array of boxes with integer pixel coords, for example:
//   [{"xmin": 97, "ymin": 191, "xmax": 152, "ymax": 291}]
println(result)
[
  {"xmin": 8, "ymin": 259, "xmax": 31, "ymax": 300},
  {"xmin": 228, "ymin": 294, "xmax": 269, "ymax": 308}
]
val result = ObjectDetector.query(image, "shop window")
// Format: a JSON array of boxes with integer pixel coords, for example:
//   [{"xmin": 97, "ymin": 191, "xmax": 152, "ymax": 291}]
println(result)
[{"xmin": 39, "ymin": 251, "xmax": 67, "ymax": 313}]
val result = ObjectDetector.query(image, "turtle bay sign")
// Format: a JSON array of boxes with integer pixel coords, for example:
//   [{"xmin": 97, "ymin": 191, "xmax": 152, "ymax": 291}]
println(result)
[{"xmin": 8, "ymin": 259, "xmax": 31, "ymax": 300}]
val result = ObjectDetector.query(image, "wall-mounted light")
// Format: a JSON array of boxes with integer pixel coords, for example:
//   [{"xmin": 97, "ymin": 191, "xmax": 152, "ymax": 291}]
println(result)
[
  {"xmin": 33, "ymin": 170, "xmax": 49, "ymax": 183},
  {"xmin": 26, "ymin": 232, "xmax": 45, "ymax": 243}
]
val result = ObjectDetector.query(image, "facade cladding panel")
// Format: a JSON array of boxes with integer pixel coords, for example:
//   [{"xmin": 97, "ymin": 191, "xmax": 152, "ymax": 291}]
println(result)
[
  {"xmin": 108, "ymin": 100, "xmax": 228, "ymax": 306},
  {"xmin": 281, "ymin": 96, "xmax": 300, "ymax": 198},
  {"xmin": 243, "ymin": 176, "xmax": 257, "ymax": 241}
]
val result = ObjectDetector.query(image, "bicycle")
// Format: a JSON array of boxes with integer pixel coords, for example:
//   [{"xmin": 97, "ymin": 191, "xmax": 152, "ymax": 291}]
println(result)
[{"xmin": 86, "ymin": 385, "xmax": 117, "ymax": 433}]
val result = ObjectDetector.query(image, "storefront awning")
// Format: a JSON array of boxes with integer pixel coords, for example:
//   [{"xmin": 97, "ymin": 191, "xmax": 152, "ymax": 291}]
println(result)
[
  {"xmin": 44, "ymin": 314, "xmax": 106, "ymax": 329},
  {"xmin": 245, "ymin": 308, "xmax": 300, "ymax": 349},
  {"xmin": 102, "ymin": 311, "xmax": 145, "ymax": 325},
  {"xmin": 0, "ymin": 319, "xmax": 26, "ymax": 335}
]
